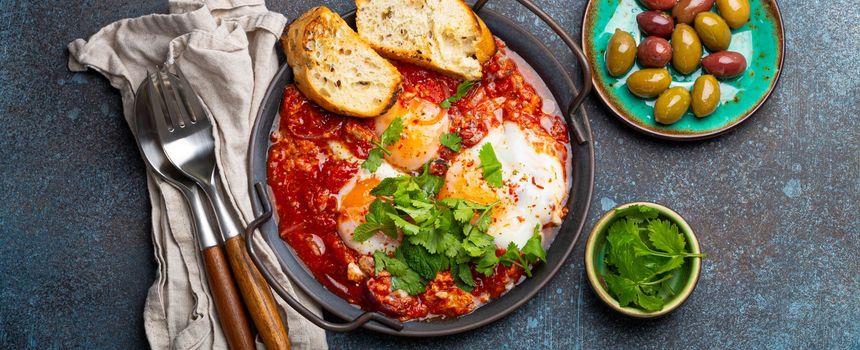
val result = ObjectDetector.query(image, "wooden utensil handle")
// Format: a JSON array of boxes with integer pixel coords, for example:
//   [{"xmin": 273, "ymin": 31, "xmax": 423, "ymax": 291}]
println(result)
[
  {"xmin": 202, "ymin": 245, "xmax": 256, "ymax": 350},
  {"xmin": 224, "ymin": 235, "xmax": 291, "ymax": 350}
]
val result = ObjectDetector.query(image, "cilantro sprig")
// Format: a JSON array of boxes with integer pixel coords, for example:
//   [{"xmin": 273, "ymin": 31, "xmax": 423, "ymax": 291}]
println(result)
[
  {"xmin": 478, "ymin": 143, "xmax": 504, "ymax": 188},
  {"xmin": 601, "ymin": 205, "xmax": 706, "ymax": 311},
  {"xmin": 499, "ymin": 225, "xmax": 546, "ymax": 277},
  {"xmin": 373, "ymin": 251, "xmax": 425, "ymax": 295},
  {"xmin": 440, "ymin": 80, "xmax": 477, "ymax": 109},
  {"xmin": 352, "ymin": 200, "xmax": 398, "ymax": 242},
  {"xmin": 361, "ymin": 117, "xmax": 404, "ymax": 172},
  {"xmin": 357, "ymin": 163, "xmax": 547, "ymax": 295},
  {"xmin": 440, "ymin": 132, "xmax": 462, "ymax": 152}
]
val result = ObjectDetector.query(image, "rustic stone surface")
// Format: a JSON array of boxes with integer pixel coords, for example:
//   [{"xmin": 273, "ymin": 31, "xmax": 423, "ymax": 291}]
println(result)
[{"xmin": 0, "ymin": 0, "xmax": 857, "ymax": 348}]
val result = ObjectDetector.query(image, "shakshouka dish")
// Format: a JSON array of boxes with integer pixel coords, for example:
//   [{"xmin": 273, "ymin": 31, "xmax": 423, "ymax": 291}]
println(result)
[{"xmin": 267, "ymin": 40, "xmax": 573, "ymax": 321}]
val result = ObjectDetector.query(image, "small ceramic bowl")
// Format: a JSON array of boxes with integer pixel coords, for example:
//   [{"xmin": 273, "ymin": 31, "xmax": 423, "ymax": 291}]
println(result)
[
  {"xmin": 581, "ymin": 0, "xmax": 785, "ymax": 140},
  {"xmin": 584, "ymin": 202, "xmax": 702, "ymax": 318}
]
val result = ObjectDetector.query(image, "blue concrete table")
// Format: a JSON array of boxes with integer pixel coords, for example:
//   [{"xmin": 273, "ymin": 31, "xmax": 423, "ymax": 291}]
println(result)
[{"xmin": 1, "ymin": 0, "xmax": 858, "ymax": 348}]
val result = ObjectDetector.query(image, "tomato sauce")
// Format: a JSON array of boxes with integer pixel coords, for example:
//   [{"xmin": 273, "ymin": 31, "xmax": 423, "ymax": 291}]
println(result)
[{"xmin": 267, "ymin": 39, "xmax": 568, "ymax": 320}]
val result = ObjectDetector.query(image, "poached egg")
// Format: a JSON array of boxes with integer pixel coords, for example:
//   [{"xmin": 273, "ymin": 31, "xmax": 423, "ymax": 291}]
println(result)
[
  {"xmin": 334, "ymin": 161, "xmax": 403, "ymax": 255},
  {"xmin": 375, "ymin": 98, "xmax": 448, "ymax": 172},
  {"xmin": 438, "ymin": 121, "xmax": 568, "ymax": 249}
]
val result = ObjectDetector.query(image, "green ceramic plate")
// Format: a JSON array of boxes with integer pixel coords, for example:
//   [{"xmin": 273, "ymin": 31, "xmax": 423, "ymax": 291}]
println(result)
[{"xmin": 582, "ymin": 0, "xmax": 784, "ymax": 140}]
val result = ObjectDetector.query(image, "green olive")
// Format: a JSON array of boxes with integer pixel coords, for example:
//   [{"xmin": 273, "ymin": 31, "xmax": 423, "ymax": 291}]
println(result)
[
  {"xmin": 694, "ymin": 12, "xmax": 732, "ymax": 52},
  {"xmin": 716, "ymin": 0, "xmax": 750, "ymax": 29},
  {"xmin": 654, "ymin": 87, "xmax": 691, "ymax": 124},
  {"xmin": 626, "ymin": 68, "xmax": 672, "ymax": 98},
  {"xmin": 606, "ymin": 29, "xmax": 637, "ymax": 77},
  {"xmin": 691, "ymin": 74, "xmax": 721, "ymax": 117},
  {"xmin": 671, "ymin": 24, "xmax": 703, "ymax": 75}
]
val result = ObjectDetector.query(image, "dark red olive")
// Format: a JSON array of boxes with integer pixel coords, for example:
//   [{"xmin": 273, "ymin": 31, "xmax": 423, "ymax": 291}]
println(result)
[
  {"xmin": 641, "ymin": 0, "xmax": 678, "ymax": 10},
  {"xmin": 702, "ymin": 51, "xmax": 747, "ymax": 79},
  {"xmin": 637, "ymin": 11, "xmax": 675, "ymax": 38},
  {"xmin": 638, "ymin": 36, "xmax": 673, "ymax": 68},
  {"xmin": 673, "ymin": 0, "xmax": 715, "ymax": 24}
]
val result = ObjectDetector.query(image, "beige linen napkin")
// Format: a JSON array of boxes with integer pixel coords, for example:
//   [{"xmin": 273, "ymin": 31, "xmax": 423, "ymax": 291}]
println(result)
[{"xmin": 67, "ymin": 1, "xmax": 328, "ymax": 349}]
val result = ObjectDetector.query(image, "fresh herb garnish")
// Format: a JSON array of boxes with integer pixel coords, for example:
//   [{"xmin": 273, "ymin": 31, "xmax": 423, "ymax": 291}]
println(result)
[
  {"xmin": 361, "ymin": 148, "xmax": 385, "ymax": 173},
  {"xmin": 379, "ymin": 116, "xmax": 405, "ymax": 145},
  {"xmin": 440, "ymin": 132, "xmax": 462, "ymax": 152},
  {"xmin": 478, "ymin": 143, "xmax": 503, "ymax": 188},
  {"xmin": 499, "ymin": 225, "xmax": 546, "ymax": 277},
  {"xmin": 373, "ymin": 251, "xmax": 425, "ymax": 295},
  {"xmin": 359, "ymin": 163, "xmax": 547, "ymax": 295},
  {"xmin": 352, "ymin": 200, "xmax": 398, "ymax": 242},
  {"xmin": 440, "ymin": 80, "xmax": 477, "ymax": 108},
  {"xmin": 602, "ymin": 205, "xmax": 705, "ymax": 311},
  {"xmin": 361, "ymin": 117, "xmax": 404, "ymax": 172},
  {"xmin": 454, "ymin": 263, "xmax": 476, "ymax": 291},
  {"xmin": 522, "ymin": 225, "xmax": 548, "ymax": 264}
]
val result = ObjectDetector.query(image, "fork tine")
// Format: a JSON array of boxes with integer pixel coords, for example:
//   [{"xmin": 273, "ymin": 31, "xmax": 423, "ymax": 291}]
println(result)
[
  {"xmin": 173, "ymin": 65, "xmax": 201, "ymax": 124},
  {"xmin": 155, "ymin": 66, "xmax": 186, "ymax": 129},
  {"xmin": 152, "ymin": 67, "xmax": 174, "ymax": 130},
  {"xmin": 147, "ymin": 70, "xmax": 174, "ymax": 136},
  {"xmin": 164, "ymin": 66, "xmax": 194, "ymax": 126}
]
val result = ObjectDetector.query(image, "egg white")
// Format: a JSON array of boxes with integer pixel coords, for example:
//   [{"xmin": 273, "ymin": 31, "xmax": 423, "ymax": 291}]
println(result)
[{"xmin": 439, "ymin": 121, "xmax": 568, "ymax": 249}]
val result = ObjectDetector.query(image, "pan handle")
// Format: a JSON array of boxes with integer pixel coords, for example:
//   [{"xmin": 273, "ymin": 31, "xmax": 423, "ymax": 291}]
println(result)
[
  {"xmin": 473, "ymin": 0, "xmax": 593, "ymax": 144},
  {"xmin": 245, "ymin": 182, "xmax": 404, "ymax": 332}
]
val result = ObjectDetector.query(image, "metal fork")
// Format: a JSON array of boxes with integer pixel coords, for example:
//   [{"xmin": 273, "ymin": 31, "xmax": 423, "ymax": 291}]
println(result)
[
  {"xmin": 148, "ymin": 64, "xmax": 290, "ymax": 350},
  {"xmin": 149, "ymin": 66, "xmax": 242, "ymax": 239}
]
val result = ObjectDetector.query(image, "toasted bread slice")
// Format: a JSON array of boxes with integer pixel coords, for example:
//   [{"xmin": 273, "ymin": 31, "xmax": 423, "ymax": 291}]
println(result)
[
  {"xmin": 475, "ymin": 16, "xmax": 497, "ymax": 64},
  {"xmin": 356, "ymin": 0, "xmax": 497, "ymax": 81},
  {"xmin": 283, "ymin": 6, "xmax": 402, "ymax": 118}
]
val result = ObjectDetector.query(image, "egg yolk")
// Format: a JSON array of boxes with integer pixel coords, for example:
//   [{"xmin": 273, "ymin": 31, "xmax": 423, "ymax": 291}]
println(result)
[
  {"xmin": 437, "ymin": 161, "xmax": 500, "ymax": 206},
  {"xmin": 338, "ymin": 177, "xmax": 381, "ymax": 225},
  {"xmin": 375, "ymin": 100, "xmax": 448, "ymax": 171}
]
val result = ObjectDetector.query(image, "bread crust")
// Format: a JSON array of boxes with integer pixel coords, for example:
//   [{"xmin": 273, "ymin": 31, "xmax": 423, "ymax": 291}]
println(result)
[
  {"xmin": 283, "ymin": 6, "xmax": 402, "ymax": 118},
  {"xmin": 475, "ymin": 16, "xmax": 497, "ymax": 64},
  {"xmin": 356, "ymin": 0, "xmax": 494, "ymax": 81}
]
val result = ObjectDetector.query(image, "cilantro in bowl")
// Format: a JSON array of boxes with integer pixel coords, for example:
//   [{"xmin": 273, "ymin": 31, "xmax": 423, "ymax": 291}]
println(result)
[{"xmin": 600, "ymin": 205, "xmax": 705, "ymax": 312}]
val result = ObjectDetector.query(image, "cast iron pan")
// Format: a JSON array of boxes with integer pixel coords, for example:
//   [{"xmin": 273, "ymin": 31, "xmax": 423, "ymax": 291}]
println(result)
[{"xmin": 245, "ymin": 0, "xmax": 595, "ymax": 336}]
